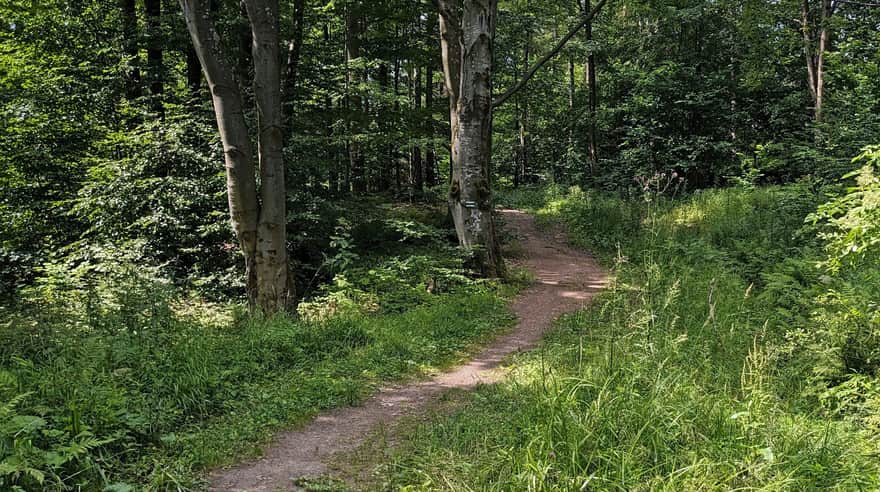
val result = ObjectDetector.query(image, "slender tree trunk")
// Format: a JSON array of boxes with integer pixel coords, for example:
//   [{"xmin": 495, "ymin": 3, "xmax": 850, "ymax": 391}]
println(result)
[
  {"xmin": 394, "ymin": 54, "xmax": 402, "ymax": 194},
  {"xmin": 438, "ymin": 0, "xmax": 504, "ymax": 277},
  {"xmin": 345, "ymin": 5, "xmax": 367, "ymax": 193},
  {"xmin": 585, "ymin": 0, "xmax": 598, "ymax": 170},
  {"xmin": 801, "ymin": 0, "xmax": 819, "ymax": 119},
  {"xmin": 120, "ymin": 0, "xmax": 141, "ymax": 101},
  {"xmin": 412, "ymin": 65, "xmax": 424, "ymax": 196},
  {"xmin": 238, "ymin": 1, "xmax": 253, "ymax": 86},
  {"xmin": 801, "ymin": 0, "xmax": 833, "ymax": 122},
  {"xmin": 814, "ymin": 0, "xmax": 832, "ymax": 123},
  {"xmin": 180, "ymin": 0, "xmax": 291, "ymax": 312},
  {"xmin": 425, "ymin": 63, "xmax": 436, "ymax": 187},
  {"xmin": 518, "ymin": 36, "xmax": 530, "ymax": 185},
  {"xmin": 181, "ymin": 0, "xmax": 259, "ymax": 303},
  {"xmin": 145, "ymin": 0, "xmax": 164, "ymax": 117}
]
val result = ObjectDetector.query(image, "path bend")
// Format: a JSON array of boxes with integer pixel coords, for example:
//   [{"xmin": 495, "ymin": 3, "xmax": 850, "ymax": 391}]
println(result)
[{"xmin": 209, "ymin": 209, "xmax": 608, "ymax": 491}]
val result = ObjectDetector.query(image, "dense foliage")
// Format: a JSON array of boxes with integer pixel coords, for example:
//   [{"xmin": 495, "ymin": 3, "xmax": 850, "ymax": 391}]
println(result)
[
  {"xmin": 365, "ymin": 180, "xmax": 880, "ymax": 490},
  {"xmin": 1, "ymin": 0, "xmax": 879, "ymax": 489}
]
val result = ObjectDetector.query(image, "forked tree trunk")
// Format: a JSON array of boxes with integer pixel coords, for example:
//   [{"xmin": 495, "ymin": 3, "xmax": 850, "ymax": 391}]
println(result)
[
  {"xmin": 180, "ymin": 0, "xmax": 291, "ymax": 312},
  {"xmin": 801, "ymin": 0, "xmax": 835, "ymax": 123},
  {"xmin": 438, "ymin": 0, "xmax": 504, "ymax": 277}
]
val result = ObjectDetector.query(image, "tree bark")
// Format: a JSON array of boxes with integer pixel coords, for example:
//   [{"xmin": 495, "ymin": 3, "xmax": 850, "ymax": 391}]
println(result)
[
  {"xmin": 238, "ymin": 1, "xmax": 253, "ymax": 87},
  {"xmin": 245, "ymin": 0, "xmax": 292, "ymax": 311},
  {"xmin": 438, "ymin": 0, "xmax": 504, "ymax": 277},
  {"xmin": 180, "ymin": 0, "xmax": 291, "ymax": 312}
]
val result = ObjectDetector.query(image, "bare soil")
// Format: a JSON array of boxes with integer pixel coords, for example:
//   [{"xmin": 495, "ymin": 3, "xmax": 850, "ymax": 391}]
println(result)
[{"xmin": 208, "ymin": 209, "xmax": 608, "ymax": 491}]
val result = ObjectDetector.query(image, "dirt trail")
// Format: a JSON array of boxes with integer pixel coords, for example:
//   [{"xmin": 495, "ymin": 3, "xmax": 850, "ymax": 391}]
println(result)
[{"xmin": 209, "ymin": 210, "xmax": 608, "ymax": 491}]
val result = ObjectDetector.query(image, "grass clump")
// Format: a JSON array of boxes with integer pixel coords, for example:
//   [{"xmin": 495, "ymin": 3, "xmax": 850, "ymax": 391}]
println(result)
[
  {"xmin": 0, "ymin": 202, "xmax": 515, "ymax": 491},
  {"xmin": 367, "ymin": 179, "xmax": 880, "ymax": 490}
]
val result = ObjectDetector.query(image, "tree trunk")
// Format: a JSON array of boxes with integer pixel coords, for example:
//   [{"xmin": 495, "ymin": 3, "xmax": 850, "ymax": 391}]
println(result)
[
  {"xmin": 518, "ymin": 36, "xmax": 530, "ymax": 185},
  {"xmin": 425, "ymin": 63, "xmax": 436, "ymax": 187},
  {"xmin": 245, "ymin": 0, "xmax": 291, "ymax": 311},
  {"xmin": 119, "ymin": 0, "xmax": 141, "ymax": 101},
  {"xmin": 394, "ymin": 53, "xmax": 402, "ymax": 194},
  {"xmin": 412, "ymin": 66, "xmax": 424, "ymax": 196},
  {"xmin": 345, "ymin": 5, "xmax": 367, "ymax": 193},
  {"xmin": 238, "ymin": 1, "xmax": 253, "ymax": 88},
  {"xmin": 815, "ymin": 0, "xmax": 832, "ymax": 123},
  {"xmin": 145, "ymin": 0, "xmax": 164, "ymax": 117},
  {"xmin": 180, "ymin": 0, "xmax": 291, "ymax": 312},
  {"xmin": 584, "ymin": 0, "xmax": 598, "ymax": 170},
  {"xmin": 438, "ymin": 0, "xmax": 504, "ymax": 277},
  {"xmin": 801, "ymin": 0, "xmax": 833, "ymax": 123}
]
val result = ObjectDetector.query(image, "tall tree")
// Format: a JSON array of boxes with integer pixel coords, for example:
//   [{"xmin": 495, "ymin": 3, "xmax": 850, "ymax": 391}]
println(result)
[
  {"xmin": 346, "ymin": 2, "xmax": 367, "ymax": 193},
  {"xmin": 425, "ymin": 61, "xmax": 437, "ymax": 187},
  {"xmin": 581, "ymin": 0, "xmax": 597, "ymax": 168},
  {"xmin": 437, "ymin": 0, "xmax": 505, "ymax": 277},
  {"xmin": 180, "ymin": 0, "xmax": 292, "ymax": 312},
  {"xmin": 801, "ymin": 0, "xmax": 838, "ymax": 122},
  {"xmin": 412, "ymin": 65, "xmax": 424, "ymax": 196}
]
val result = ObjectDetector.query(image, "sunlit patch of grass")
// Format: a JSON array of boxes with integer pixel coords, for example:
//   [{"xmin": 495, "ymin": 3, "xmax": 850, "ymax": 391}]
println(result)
[{"xmin": 363, "ymin": 185, "xmax": 880, "ymax": 490}]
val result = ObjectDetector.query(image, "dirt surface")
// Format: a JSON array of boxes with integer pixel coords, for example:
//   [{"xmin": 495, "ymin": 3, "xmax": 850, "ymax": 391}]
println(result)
[{"xmin": 209, "ymin": 209, "xmax": 608, "ymax": 491}]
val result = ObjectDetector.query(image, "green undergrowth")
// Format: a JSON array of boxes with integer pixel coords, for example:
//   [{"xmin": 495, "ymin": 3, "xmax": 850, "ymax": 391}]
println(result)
[
  {"xmin": 0, "ymin": 200, "xmax": 517, "ymax": 491},
  {"xmin": 368, "ymin": 178, "xmax": 880, "ymax": 490}
]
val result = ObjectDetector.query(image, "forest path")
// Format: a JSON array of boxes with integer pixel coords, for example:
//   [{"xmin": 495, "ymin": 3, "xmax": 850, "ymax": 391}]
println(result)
[{"xmin": 209, "ymin": 210, "xmax": 608, "ymax": 491}]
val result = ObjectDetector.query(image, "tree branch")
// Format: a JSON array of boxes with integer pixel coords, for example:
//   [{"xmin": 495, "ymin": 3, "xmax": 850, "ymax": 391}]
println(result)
[{"xmin": 492, "ymin": 0, "xmax": 609, "ymax": 109}]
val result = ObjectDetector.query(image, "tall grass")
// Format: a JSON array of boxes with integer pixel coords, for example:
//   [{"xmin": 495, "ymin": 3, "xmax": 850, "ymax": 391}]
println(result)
[
  {"xmin": 367, "ymin": 184, "xmax": 880, "ymax": 490},
  {"xmin": 0, "ymin": 204, "xmax": 517, "ymax": 491}
]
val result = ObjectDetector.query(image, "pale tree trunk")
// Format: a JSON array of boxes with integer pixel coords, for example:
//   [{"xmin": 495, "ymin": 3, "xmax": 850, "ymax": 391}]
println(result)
[
  {"xmin": 246, "ymin": 0, "xmax": 292, "ymax": 311},
  {"xmin": 180, "ymin": 0, "xmax": 291, "ymax": 312},
  {"xmin": 438, "ymin": 0, "xmax": 504, "ymax": 277},
  {"xmin": 801, "ymin": 0, "xmax": 835, "ymax": 123}
]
